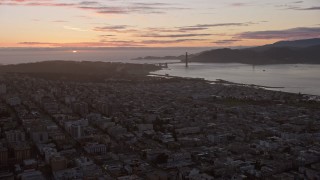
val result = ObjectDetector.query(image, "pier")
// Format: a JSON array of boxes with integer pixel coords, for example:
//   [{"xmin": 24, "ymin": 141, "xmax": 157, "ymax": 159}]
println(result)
[{"xmin": 155, "ymin": 63, "xmax": 168, "ymax": 68}]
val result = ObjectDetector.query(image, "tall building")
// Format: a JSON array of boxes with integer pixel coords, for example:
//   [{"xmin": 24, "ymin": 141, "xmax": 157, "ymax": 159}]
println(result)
[
  {"xmin": 72, "ymin": 102, "xmax": 89, "ymax": 116},
  {"xmin": 0, "ymin": 146, "xmax": 8, "ymax": 167},
  {"xmin": 64, "ymin": 119, "xmax": 88, "ymax": 139},
  {"xmin": 5, "ymin": 130, "xmax": 26, "ymax": 143},
  {"xmin": 185, "ymin": 52, "xmax": 189, "ymax": 68},
  {"xmin": 31, "ymin": 131, "xmax": 48, "ymax": 143},
  {"xmin": 69, "ymin": 124, "xmax": 85, "ymax": 139},
  {"xmin": 84, "ymin": 143, "xmax": 107, "ymax": 155},
  {"xmin": 0, "ymin": 84, "xmax": 6, "ymax": 94},
  {"xmin": 65, "ymin": 95, "xmax": 76, "ymax": 105},
  {"xmin": 13, "ymin": 143, "xmax": 31, "ymax": 162}
]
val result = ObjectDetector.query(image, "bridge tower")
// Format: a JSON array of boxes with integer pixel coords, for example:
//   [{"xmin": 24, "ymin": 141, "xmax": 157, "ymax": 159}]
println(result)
[{"xmin": 185, "ymin": 52, "xmax": 189, "ymax": 68}]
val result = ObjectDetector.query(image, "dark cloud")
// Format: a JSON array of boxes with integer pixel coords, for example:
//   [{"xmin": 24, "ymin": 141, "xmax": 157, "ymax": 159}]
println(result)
[
  {"xmin": 100, "ymin": 35, "xmax": 116, "ymax": 37},
  {"xmin": 285, "ymin": 6, "xmax": 320, "ymax": 10},
  {"xmin": 19, "ymin": 42, "xmax": 59, "ymax": 46},
  {"xmin": 237, "ymin": 27, "xmax": 320, "ymax": 40},
  {"xmin": 146, "ymin": 27, "xmax": 184, "ymax": 33},
  {"xmin": 18, "ymin": 41, "xmax": 143, "ymax": 47},
  {"xmin": 133, "ymin": 3, "xmax": 172, "ymax": 6},
  {"xmin": 26, "ymin": 2, "xmax": 75, "ymax": 7},
  {"xmin": 230, "ymin": 3, "xmax": 250, "ymax": 7},
  {"xmin": 143, "ymin": 22, "xmax": 258, "ymax": 34},
  {"xmin": 79, "ymin": 6, "xmax": 129, "ymax": 14},
  {"xmin": 297, "ymin": 6, "xmax": 320, "ymax": 10},
  {"xmin": 128, "ymin": 2, "xmax": 189, "ymax": 13},
  {"xmin": 141, "ymin": 39, "xmax": 204, "ymax": 44},
  {"xmin": 79, "ymin": 1, "xmax": 99, "ymax": 6},
  {"xmin": 178, "ymin": 27, "xmax": 208, "ymax": 31},
  {"xmin": 18, "ymin": 38, "xmax": 205, "ymax": 47},
  {"xmin": 190, "ymin": 23, "xmax": 250, "ymax": 28},
  {"xmin": 0, "ymin": 0, "xmax": 188, "ymax": 15},
  {"xmin": 92, "ymin": 22, "xmax": 255, "ymax": 38},
  {"xmin": 139, "ymin": 33, "xmax": 211, "ymax": 38},
  {"xmin": 169, "ymin": 22, "xmax": 255, "ymax": 33},
  {"xmin": 277, "ymin": 1, "xmax": 319, "ymax": 11},
  {"xmin": 213, "ymin": 39, "xmax": 241, "ymax": 44},
  {"xmin": 93, "ymin": 25, "xmax": 139, "ymax": 34},
  {"xmin": 94, "ymin": 25, "xmax": 130, "ymax": 31},
  {"xmin": 177, "ymin": 22, "xmax": 252, "ymax": 32}
]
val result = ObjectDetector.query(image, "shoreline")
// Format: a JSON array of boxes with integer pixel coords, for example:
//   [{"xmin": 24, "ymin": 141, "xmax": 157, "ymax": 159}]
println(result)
[
  {"xmin": 149, "ymin": 73, "xmax": 284, "ymax": 89},
  {"xmin": 149, "ymin": 73, "xmax": 320, "ymax": 100},
  {"xmin": 134, "ymin": 59, "xmax": 320, "ymax": 66},
  {"xmin": 213, "ymin": 79, "xmax": 285, "ymax": 89}
]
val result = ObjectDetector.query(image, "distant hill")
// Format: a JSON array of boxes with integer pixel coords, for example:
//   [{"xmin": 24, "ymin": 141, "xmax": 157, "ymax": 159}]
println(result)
[
  {"xmin": 250, "ymin": 38, "xmax": 320, "ymax": 52},
  {"xmin": 131, "ymin": 38, "xmax": 320, "ymax": 65},
  {"xmin": 190, "ymin": 38, "xmax": 320, "ymax": 64}
]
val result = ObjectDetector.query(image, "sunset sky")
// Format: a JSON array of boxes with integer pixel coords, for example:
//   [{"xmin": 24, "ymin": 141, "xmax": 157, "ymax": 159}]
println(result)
[{"xmin": 0, "ymin": 0, "xmax": 319, "ymax": 47}]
